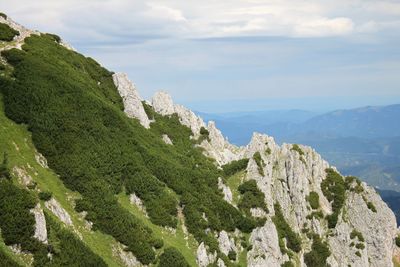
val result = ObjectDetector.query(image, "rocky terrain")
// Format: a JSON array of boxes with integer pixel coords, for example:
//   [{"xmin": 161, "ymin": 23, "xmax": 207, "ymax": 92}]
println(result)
[{"xmin": 0, "ymin": 13, "xmax": 399, "ymax": 267}]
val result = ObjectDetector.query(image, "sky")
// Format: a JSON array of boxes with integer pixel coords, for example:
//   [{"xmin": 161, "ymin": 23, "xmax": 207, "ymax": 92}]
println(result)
[{"xmin": 1, "ymin": 0, "xmax": 400, "ymax": 112}]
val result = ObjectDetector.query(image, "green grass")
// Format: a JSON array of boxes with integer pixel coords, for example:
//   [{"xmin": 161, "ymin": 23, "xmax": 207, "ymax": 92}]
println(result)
[
  {"xmin": 0, "ymin": 93, "xmax": 124, "ymax": 266},
  {"xmin": 225, "ymin": 170, "xmax": 246, "ymax": 205},
  {"xmin": 117, "ymin": 192, "xmax": 198, "ymax": 266},
  {"xmin": 0, "ymin": 235, "xmax": 28, "ymax": 266}
]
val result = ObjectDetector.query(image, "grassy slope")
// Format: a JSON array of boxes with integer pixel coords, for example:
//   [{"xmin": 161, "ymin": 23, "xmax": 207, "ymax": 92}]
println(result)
[
  {"xmin": 0, "ymin": 93, "xmax": 123, "ymax": 266},
  {"xmin": 0, "ymin": 91, "xmax": 199, "ymax": 266},
  {"xmin": 118, "ymin": 193, "xmax": 198, "ymax": 266}
]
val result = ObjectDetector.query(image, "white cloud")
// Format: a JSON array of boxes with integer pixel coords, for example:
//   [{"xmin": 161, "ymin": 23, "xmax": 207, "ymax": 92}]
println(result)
[{"xmin": 1, "ymin": 0, "xmax": 399, "ymax": 41}]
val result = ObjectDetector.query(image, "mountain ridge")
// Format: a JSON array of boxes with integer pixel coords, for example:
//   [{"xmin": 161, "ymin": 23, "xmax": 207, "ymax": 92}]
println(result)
[{"xmin": 0, "ymin": 13, "xmax": 399, "ymax": 267}]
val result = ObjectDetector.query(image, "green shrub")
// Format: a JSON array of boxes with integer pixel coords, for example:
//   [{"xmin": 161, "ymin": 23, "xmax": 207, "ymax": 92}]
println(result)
[
  {"xmin": 228, "ymin": 250, "xmax": 237, "ymax": 261},
  {"xmin": 304, "ymin": 235, "xmax": 331, "ymax": 267},
  {"xmin": 281, "ymin": 261, "xmax": 295, "ymax": 267},
  {"xmin": 0, "ymin": 179, "xmax": 41, "ymax": 253},
  {"xmin": 321, "ymin": 168, "xmax": 346, "ymax": 228},
  {"xmin": 367, "ymin": 202, "xmax": 377, "ymax": 213},
  {"xmin": 307, "ymin": 192, "xmax": 319, "ymax": 210},
  {"xmin": 355, "ymin": 251, "xmax": 361, "ymax": 257},
  {"xmin": 396, "ymin": 236, "xmax": 400, "ymax": 247},
  {"xmin": 198, "ymin": 126, "xmax": 210, "ymax": 143},
  {"xmin": 291, "ymin": 144, "xmax": 304, "ymax": 156},
  {"xmin": 159, "ymin": 247, "xmax": 190, "ymax": 267},
  {"xmin": 38, "ymin": 191, "xmax": 52, "ymax": 201},
  {"xmin": 345, "ymin": 176, "xmax": 363, "ymax": 193},
  {"xmin": 0, "ymin": 22, "xmax": 19, "ymax": 41},
  {"xmin": 0, "ymin": 152, "xmax": 11, "ymax": 179},
  {"xmin": 306, "ymin": 211, "xmax": 323, "ymax": 220},
  {"xmin": 46, "ymin": 33, "xmax": 61, "ymax": 43},
  {"xmin": 253, "ymin": 152, "xmax": 265, "ymax": 176},
  {"xmin": 350, "ymin": 230, "xmax": 364, "ymax": 242},
  {"xmin": 355, "ymin": 243, "xmax": 365, "ymax": 250},
  {"xmin": 0, "ymin": 12, "xmax": 7, "ymax": 19},
  {"xmin": 238, "ymin": 180, "xmax": 268, "ymax": 215},
  {"xmin": 39, "ymin": 212, "xmax": 107, "ymax": 266},
  {"xmin": 0, "ymin": 248, "xmax": 21, "ymax": 267},
  {"xmin": 272, "ymin": 203, "xmax": 301, "ymax": 253},
  {"xmin": 265, "ymin": 147, "xmax": 271, "ymax": 155},
  {"xmin": 222, "ymin": 158, "xmax": 249, "ymax": 177}
]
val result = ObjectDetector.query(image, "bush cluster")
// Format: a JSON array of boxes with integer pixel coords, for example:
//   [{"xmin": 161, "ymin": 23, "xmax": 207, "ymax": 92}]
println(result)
[
  {"xmin": 0, "ymin": 22, "xmax": 19, "ymax": 41},
  {"xmin": 0, "ymin": 248, "xmax": 21, "ymax": 267},
  {"xmin": 0, "ymin": 152, "xmax": 11, "ymax": 179},
  {"xmin": 306, "ymin": 191, "xmax": 319, "ymax": 210},
  {"xmin": 159, "ymin": 247, "xmax": 190, "ymax": 267},
  {"xmin": 0, "ymin": 179, "xmax": 38, "ymax": 252},
  {"xmin": 321, "ymin": 168, "xmax": 346, "ymax": 228},
  {"xmin": 238, "ymin": 180, "xmax": 268, "ymax": 216},
  {"xmin": 304, "ymin": 235, "xmax": 331, "ymax": 267},
  {"xmin": 253, "ymin": 152, "xmax": 265, "ymax": 176},
  {"xmin": 291, "ymin": 144, "xmax": 304, "ymax": 156},
  {"xmin": 272, "ymin": 203, "xmax": 302, "ymax": 253},
  {"xmin": 221, "ymin": 158, "xmax": 249, "ymax": 177},
  {"xmin": 38, "ymin": 191, "xmax": 52, "ymax": 201}
]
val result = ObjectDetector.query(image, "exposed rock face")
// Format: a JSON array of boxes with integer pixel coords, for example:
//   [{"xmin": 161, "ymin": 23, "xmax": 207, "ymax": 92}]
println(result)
[
  {"xmin": 0, "ymin": 15, "xmax": 38, "ymax": 51},
  {"xmin": 113, "ymin": 73, "xmax": 150, "ymax": 128},
  {"xmin": 218, "ymin": 230, "xmax": 237, "ymax": 256},
  {"xmin": 35, "ymin": 152, "xmax": 48, "ymax": 168},
  {"xmin": 196, "ymin": 242, "xmax": 217, "ymax": 267},
  {"xmin": 248, "ymin": 220, "xmax": 287, "ymax": 267},
  {"xmin": 12, "ymin": 166, "xmax": 33, "ymax": 187},
  {"xmin": 162, "ymin": 134, "xmax": 173, "ymax": 145},
  {"xmin": 30, "ymin": 204, "xmax": 48, "ymax": 244},
  {"xmin": 129, "ymin": 193, "xmax": 147, "ymax": 216},
  {"xmin": 112, "ymin": 243, "xmax": 141, "ymax": 267},
  {"xmin": 45, "ymin": 198, "xmax": 73, "ymax": 226},
  {"xmin": 149, "ymin": 91, "xmax": 398, "ymax": 267},
  {"xmin": 217, "ymin": 177, "xmax": 233, "ymax": 204}
]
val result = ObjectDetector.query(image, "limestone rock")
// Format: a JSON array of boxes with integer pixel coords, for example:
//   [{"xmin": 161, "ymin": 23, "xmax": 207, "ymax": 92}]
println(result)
[
  {"xmin": 45, "ymin": 198, "xmax": 73, "ymax": 226},
  {"xmin": 218, "ymin": 177, "xmax": 233, "ymax": 204},
  {"xmin": 152, "ymin": 91, "xmax": 175, "ymax": 116},
  {"xmin": 162, "ymin": 134, "xmax": 173, "ymax": 145},
  {"xmin": 35, "ymin": 152, "xmax": 48, "ymax": 168},
  {"xmin": 112, "ymin": 243, "xmax": 142, "ymax": 267},
  {"xmin": 129, "ymin": 193, "xmax": 148, "ymax": 216},
  {"xmin": 196, "ymin": 242, "xmax": 217, "ymax": 267},
  {"xmin": 12, "ymin": 166, "xmax": 33, "ymax": 187},
  {"xmin": 30, "ymin": 204, "xmax": 47, "ymax": 244},
  {"xmin": 113, "ymin": 73, "xmax": 150, "ymax": 128},
  {"xmin": 218, "ymin": 230, "xmax": 237, "ymax": 256},
  {"xmin": 248, "ymin": 219, "xmax": 287, "ymax": 267}
]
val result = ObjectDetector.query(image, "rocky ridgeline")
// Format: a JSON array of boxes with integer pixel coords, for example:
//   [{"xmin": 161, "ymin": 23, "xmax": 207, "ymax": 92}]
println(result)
[{"xmin": 114, "ymin": 73, "xmax": 399, "ymax": 267}]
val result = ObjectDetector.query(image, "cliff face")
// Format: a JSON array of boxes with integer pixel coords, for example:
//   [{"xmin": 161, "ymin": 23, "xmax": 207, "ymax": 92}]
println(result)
[
  {"xmin": 0, "ymin": 14, "xmax": 398, "ymax": 267},
  {"xmin": 118, "ymin": 81, "xmax": 398, "ymax": 267}
]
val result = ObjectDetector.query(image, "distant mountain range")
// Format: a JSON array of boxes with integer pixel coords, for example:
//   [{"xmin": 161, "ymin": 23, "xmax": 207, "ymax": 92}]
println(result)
[{"xmin": 199, "ymin": 104, "xmax": 400, "ymax": 192}]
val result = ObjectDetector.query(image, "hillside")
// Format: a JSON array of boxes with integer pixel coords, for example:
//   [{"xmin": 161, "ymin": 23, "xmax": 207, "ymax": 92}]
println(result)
[{"xmin": 0, "ymin": 14, "xmax": 399, "ymax": 267}]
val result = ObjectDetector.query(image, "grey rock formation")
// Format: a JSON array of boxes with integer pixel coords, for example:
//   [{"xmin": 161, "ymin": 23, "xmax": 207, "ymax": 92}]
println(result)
[
  {"xmin": 162, "ymin": 134, "xmax": 173, "ymax": 145},
  {"xmin": 248, "ymin": 220, "xmax": 288, "ymax": 267},
  {"xmin": 45, "ymin": 198, "xmax": 73, "ymax": 226},
  {"xmin": 196, "ymin": 242, "xmax": 217, "ymax": 267},
  {"xmin": 113, "ymin": 73, "xmax": 150, "ymax": 128},
  {"xmin": 129, "ymin": 193, "xmax": 148, "ymax": 216},
  {"xmin": 217, "ymin": 230, "xmax": 237, "ymax": 256},
  {"xmin": 30, "ymin": 204, "xmax": 48, "ymax": 244},
  {"xmin": 218, "ymin": 177, "xmax": 233, "ymax": 204},
  {"xmin": 112, "ymin": 243, "xmax": 142, "ymax": 267}
]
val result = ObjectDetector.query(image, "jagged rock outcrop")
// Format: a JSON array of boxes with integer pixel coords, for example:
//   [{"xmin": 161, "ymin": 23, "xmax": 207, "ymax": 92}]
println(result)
[
  {"xmin": 113, "ymin": 73, "xmax": 151, "ymax": 128},
  {"xmin": 0, "ymin": 15, "xmax": 38, "ymax": 51},
  {"xmin": 162, "ymin": 134, "xmax": 173, "ymax": 145},
  {"xmin": 30, "ymin": 204, "xmax": 48, "ymax": 244},
  {"xmin": 129, "ymin": 193, "xmax": 147, "ymax": 216},
  {"xmin": 45, "ymin": 198, "xmax": 73, "ymax": 226},
  {"xmin": 196, "ymin": 242, "xmax": 217, "ymax": 267},
  {"xmin": 248, "ymin": 220, "xmax": 288, "ymax": 266},
  {"xmin": 112, "ymin": 243, "xmax": 141, "ymax": 267},
  {"xmin": 218, "ymin": 230, "xmax": 237, "ymax": 256},
  {"xmin": 12, "ymin": 166, "xmax": 33, "ymax": 187}
]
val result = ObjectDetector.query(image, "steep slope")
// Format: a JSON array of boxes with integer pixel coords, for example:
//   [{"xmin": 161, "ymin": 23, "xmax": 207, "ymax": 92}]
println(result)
[{"xmin": 0, "ymin": 13, "xmax": 399, "ymax": 267}]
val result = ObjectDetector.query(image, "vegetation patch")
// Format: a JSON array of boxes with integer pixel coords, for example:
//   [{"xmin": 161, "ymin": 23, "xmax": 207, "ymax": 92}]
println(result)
[
  {"xmin": 272, "ymin": 203, "xmax": 302, "ymax": 253},
  {"xmin": 350, "ymin": 230, "xmax": 364, "ymax": 242},
  {"xmin": 345, "ymin": 176, "xmax": 363, "ymax": 193},
  {"xmin": 367, "ymin": 201, "xmax": 377, "ymax": 213},
  {"xmin": 1, "ymin": 34, "xmax": 257, "ymax": 263},
  {"xmin": 159, "ymin": 247, "xmax": 190, "ymax": 267},
  {"xmin": 197, "ymin": 126, "xmax": 210, "ymax": 143},
  {"xmin": 238, "ymin": 180, "xmax": 268, "ymax": 216},
  {"xmin": 0, "ymin": 22, "xmax": 19, "ymax": 42},
  {"xmin": 0, "ymin": 152, "xmax": 10, "ymax": 179},
  {"xmin": 253, "ymin": 152, "xmax": 265, "ymax": 176},
  {"xmin": 306, "ymin": 191, "xmax": 320, "ymax": 210},
  {"xmin": 38, "ymin": 191, "xmax": 52, "ymax": 201},
  {"xmin": 0, "ymin": 12, "xmax": 7, "ymax": 19},
  {"xmin": 0, "ymin": 247, "xmax": 21, "ymax": 267},
  {"xmin": 321, "ymin": 168, "xmax": 346, "ymax": 228},
  {"xmin": 304, "ymin": 235, "xmax": 331, "ymax": 267},
  {"xmin": 222, "ymin": 158, "xmax": 249, "ymax": 177}
]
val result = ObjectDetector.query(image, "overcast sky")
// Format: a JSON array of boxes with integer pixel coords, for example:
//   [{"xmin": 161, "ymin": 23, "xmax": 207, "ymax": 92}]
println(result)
[{"xmin": 1, "ymin": 1, "xmax": 400, "ymax": 112}]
